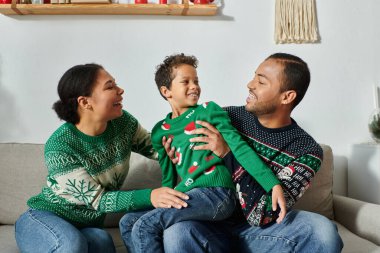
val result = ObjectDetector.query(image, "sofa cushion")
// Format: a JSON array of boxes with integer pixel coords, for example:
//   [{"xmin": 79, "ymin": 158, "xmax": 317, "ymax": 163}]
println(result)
[
  {"xmin": 0, "ymin": 225, "xmax": 19, "ymax": 253},
  {"xmin": 0, "ymin": 143, "xmax": 46, "ymax": 225},
  {"xmin": 293, "ymin": 144, "xmax": 334, "ymax": 220},
  {"xmin": 121, "ymin": 152, "xmax": 162, "ymax": 191},
  {"xmin": 335, "ymin": 222, "xmax": 380, "ymax": 253}
]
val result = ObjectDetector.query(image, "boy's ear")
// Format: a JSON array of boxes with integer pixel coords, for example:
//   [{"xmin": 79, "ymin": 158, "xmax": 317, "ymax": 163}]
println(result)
[
  {"xmin": 281, "ymin": 90, "xmax": 296, "ymax": 106},
  {"xmin": 77, "ymin": 96, "xmax": 92, "ymax": 110},
  {"xmin": 160, "ymin": 86, "xmax": 171, "ymax": 99}
]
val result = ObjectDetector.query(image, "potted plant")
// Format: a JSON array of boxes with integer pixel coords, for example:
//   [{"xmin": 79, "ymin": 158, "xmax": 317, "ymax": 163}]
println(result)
[{"xmin": 369, "ymin": 109, "xmax": 380, "ymax": 143}]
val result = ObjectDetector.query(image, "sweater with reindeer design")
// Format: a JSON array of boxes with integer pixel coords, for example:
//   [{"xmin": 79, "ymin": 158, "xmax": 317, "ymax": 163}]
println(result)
[{"xmin": 27, "ymin": 110, "xmax": 157, "ymax": 228}]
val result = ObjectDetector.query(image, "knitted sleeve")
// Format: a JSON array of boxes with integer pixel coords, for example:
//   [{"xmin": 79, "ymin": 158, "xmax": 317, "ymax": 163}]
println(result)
[
  {"xmin": 151, "ymin": 120, "xmax": 178, "ymax": 189},
  {"xmin": 200, "ymin": 101, "xmax": 280, "ymax": 192},
  {"xmin": 132, "ymin": 123, "xmax": 158, "ymax": 160},
  {"xmin": 98, "ymin": 189, "xmax": 153, "ymax": 212},
  {"xmin": 280, "ymin": 152, "xmax": 322, "ymax": 208}
]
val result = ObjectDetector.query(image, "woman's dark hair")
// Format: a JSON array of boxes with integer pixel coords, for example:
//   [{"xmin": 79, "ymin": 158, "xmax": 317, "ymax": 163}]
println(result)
[
  {"xmin": 266, "ymin": 53, "xmax": 310, "ymax": 109},
  {"xmin": 52, "ymin": 63, "xmax": 104, "ymax": 124},
  {"xmin": 155, "ymin": 53, "xmax": 198, "ymax": 100}
]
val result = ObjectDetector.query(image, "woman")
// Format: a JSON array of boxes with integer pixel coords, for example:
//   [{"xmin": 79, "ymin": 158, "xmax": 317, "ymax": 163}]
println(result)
[{"xmin": 15, "ymin": 63, "xmax": 188, "ymax": 253}]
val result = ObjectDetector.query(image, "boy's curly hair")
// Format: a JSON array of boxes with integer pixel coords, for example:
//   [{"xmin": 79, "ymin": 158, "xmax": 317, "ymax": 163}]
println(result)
[{"xmin": 155, "ymin": 53, "xmax": 198, "ymax": 100}]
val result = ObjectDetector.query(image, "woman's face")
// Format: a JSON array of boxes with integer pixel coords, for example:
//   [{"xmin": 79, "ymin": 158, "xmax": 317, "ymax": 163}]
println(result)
[{"xmin": 86, "ymin": 68, "xmax": 124, "ymax": 122}]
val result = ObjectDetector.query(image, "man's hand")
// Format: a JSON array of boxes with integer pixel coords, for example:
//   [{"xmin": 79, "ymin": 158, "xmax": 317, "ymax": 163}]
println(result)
[
  {"xmin": 151, "ymin": 187, "xmax": 189, "ymax": 209},
  {"xmin": 271, "ymin": 184, "xmax": 287, "ymax": 223},
  {"xmin": 189, "ymin": 120, "xmax": 230, "ymax": 158},
  {"xmin": 162, "ymin": 136, "xmax": 179, "ymax": 164}
]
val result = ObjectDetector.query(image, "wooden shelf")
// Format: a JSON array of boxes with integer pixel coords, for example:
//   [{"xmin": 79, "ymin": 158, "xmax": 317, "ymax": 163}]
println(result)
[{"xmin": 0, "ymin": 1, "xmax": 217, "ymax": 15}]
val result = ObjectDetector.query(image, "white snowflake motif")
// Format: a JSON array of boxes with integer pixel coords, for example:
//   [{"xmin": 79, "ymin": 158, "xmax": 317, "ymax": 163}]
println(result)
[
  {"xmin": 64, "ymin": 179, "xmax": 97, "ymax": 205},
  {"xmin": 277, "ymin": 166, "xmax": 295, "ymax": 180}
]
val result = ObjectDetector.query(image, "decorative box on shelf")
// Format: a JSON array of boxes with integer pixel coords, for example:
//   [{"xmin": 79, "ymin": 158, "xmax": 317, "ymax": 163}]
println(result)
[{"xmin": 0, "ymin": 0, "xmax": 218, "ymax": 15}]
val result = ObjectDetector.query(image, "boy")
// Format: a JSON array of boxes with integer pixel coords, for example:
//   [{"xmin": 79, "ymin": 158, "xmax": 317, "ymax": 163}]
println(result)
[{"xmin": 121, "ymin": 53, "xmax": 286, "ymax": 253}]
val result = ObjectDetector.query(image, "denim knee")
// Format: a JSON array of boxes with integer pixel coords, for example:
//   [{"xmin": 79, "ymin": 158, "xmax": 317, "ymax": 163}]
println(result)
[
  {"xmin": 81, "ymin": 227, "xmax": 115, "ymax": 253},
  {"xmin": 15, "ymin": 209, "xmax": 88, "ymax": 253},
  {"xmin": 119, "ymin": 211, "xmax": 148, "ymax": 236},
  {"xmin": 291, "ymin": 210, "xmax": 343, "ymax": 253}
]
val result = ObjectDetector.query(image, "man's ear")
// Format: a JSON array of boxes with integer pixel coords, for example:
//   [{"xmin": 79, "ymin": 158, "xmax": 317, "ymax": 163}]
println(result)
[
  {"xmin": 160, "ymin": 86, "xmax": 171, "ymax": 99},
  {"xmin": 77, "ymin": 96, "xmax": 91, "ymax": 110},
  {"xmin": 281, "ymin": 90, "xmax": 297, "ymax": 105}
]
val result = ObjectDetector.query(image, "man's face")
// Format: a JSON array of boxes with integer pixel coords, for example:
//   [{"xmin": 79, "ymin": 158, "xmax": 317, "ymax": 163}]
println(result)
[{"xmin": 245, "ymin": 59, "xmax": 284, "ymax": 116}]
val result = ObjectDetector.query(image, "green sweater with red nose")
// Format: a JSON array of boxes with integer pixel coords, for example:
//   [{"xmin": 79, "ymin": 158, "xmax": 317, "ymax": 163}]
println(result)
[
  {"xmin": 27, "ymin": 110, "xmax": 157, "ymax": 228},
  {"xmin": 151, "ymin": 101, "xmax": 280, "ymax": 193}
]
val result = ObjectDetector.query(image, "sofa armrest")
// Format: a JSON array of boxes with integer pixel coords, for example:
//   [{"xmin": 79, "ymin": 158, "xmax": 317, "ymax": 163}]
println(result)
[{"xmin": 333, "ymin": 194, "xmax": 380, "ymax": 246}]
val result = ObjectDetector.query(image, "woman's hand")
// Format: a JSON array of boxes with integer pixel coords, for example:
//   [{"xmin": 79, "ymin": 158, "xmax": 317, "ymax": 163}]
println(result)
[
  {"xmin": 189, "ymin": 120, "xmax": 230, "ymax": 158},
  {"xmin": 162, "ymin": 136, "xmax": 179, "ymax": 164},
  {"xmin": 271, "ymin": 184, "xmax": 287, "ymax": 223},
  {"xmin": 151, "ymin": 187, "xmax": 189, "ymax": 209}
]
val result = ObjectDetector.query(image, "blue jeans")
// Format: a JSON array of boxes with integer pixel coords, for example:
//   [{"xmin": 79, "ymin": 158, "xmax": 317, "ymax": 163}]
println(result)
[
  {"xmin": 163, "ymin": 209, "xmax": 343, "ymax": 253},
  {"xmin": 119, "ymin": 187, "xmax": 236, "ymax": 253},
  {"xmin": 15, "ymin": 209, "xmax": 116, "ymax": 253}
]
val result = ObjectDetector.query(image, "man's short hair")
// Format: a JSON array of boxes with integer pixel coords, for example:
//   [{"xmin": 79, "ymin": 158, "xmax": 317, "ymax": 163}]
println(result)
[{"xmin": 267, "ymin": 53, "xmax": 310, "ymax": 108}]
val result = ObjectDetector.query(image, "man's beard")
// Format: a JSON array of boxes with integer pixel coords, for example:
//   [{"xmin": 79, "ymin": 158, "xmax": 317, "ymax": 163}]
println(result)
[{"xmin": 245, "ymin": 101, "xmax": 277, "ymax": 116}]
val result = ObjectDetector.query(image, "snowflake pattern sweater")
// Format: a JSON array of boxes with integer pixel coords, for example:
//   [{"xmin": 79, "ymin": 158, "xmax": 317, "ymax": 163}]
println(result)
[
  {"xmin": 27, "ymin": 110, "xmax": 157, "ymax": 228},
  {"xmin": 151, "ymin": 101, "xmax": 280, "ymax": 193},
  {"xmin": 224, "ymin": 106, "xmax": 323, "ymax": 227}
]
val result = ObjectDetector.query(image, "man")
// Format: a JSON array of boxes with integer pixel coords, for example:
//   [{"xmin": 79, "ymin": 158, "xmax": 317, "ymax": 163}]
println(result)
[{"xmin": 162, "ymin": 53, "xmax": 343, "ymax": 252}]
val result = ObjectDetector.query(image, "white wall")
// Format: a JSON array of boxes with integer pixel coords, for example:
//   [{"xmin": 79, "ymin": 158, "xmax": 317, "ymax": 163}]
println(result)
[{"xmin": 1, "ymin": 0, "xmax": 379, "ymax": 195}]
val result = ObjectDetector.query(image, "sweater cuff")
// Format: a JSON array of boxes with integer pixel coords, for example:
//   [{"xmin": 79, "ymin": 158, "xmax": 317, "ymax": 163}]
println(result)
[
  {"xmin": 222, "ymin": 151, "xmax": 236, "ymax": 174},
  {"xmin": 131, "ymin": 189, "xmax": 153, "ymax": 210},
  {"xmin": 261, "ymin": 176, "xmax": 281, "ymax": 192},
  {"xmin": 99, "ymin": 189, "xmax": 153, "ymax": 213}
]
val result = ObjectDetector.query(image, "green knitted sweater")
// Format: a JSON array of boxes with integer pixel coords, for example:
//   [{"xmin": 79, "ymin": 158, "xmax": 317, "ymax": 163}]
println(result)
[
  {"xmin": 28, "ymin": 111, "xmax": 157, "ymax": 228},
  {"xmin": 151, "ymin": 101, "xmax": 280, "ymax": 193}
]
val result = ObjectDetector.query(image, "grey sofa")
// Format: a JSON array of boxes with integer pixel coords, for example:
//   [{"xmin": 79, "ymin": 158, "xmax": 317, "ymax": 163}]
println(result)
[{"xmin": 1, "ymin": 143, "xmax": 380, "ymax": 253}]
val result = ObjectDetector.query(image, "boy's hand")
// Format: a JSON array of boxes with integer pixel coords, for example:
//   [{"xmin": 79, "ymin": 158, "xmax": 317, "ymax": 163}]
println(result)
[
  {"xmin": 162, "ymin": 136, "xmax": 179, "ymax": 164},
  {"xmin": 151, "ymin": 187, "xmax": 189, "ymax": 209},
  {"xmin": 271, "ymin": 184, "xmax": 287, "ymax": 223},
  {"xmin": 189, "ymin": 120, "xmax": 230, "ymax": 158}
]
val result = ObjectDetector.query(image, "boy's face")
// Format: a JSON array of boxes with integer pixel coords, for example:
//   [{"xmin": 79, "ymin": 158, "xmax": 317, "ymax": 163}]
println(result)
[{"xmin": 161, "ymin": 64, "xmax": 201, "ymax": 117}]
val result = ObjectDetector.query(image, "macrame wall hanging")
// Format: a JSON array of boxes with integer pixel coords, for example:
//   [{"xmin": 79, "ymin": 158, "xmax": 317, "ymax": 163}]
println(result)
[{"xmin": 275, "ymin": 0, "xmax": 319, "ymax": 44}]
